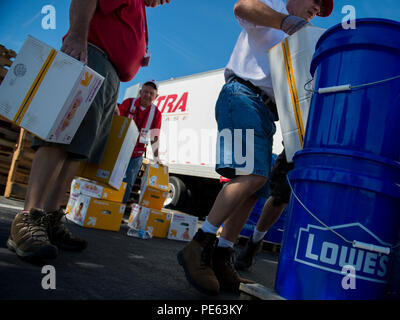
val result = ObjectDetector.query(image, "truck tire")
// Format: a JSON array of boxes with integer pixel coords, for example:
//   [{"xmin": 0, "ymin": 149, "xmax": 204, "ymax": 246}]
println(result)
[{"xmin": 165, "ymin": 176, "xmax": 187, "ymax": 209}]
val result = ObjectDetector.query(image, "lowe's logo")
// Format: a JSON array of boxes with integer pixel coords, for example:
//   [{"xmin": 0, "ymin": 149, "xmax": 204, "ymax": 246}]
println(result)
[{"xmin": 295, "ymin": 223, "xmax": 391, "ymax": 284}]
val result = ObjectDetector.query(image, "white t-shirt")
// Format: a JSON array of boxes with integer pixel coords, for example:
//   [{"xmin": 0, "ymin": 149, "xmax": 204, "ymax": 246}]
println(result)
[{"xmin": 225, "ymin": 0, "xmax": 289, "ymax": 99}]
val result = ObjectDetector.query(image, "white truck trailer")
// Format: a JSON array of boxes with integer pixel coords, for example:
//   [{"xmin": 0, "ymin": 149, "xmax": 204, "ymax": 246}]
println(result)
[{"xmin": 124, "ymin": 69, "xmax": 283, "ymax": 217}]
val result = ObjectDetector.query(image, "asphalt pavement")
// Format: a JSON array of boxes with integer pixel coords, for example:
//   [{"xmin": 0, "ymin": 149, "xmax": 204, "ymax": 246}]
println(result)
[{"xmin": 0, "ymin": 196, "xmax": 279, "ymax": 301}]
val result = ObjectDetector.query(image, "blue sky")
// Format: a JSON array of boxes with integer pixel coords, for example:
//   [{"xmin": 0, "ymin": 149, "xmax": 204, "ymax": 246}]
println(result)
[{"xmin": 0, "ymin": 0, "xmax": 399, "ymax": 103}]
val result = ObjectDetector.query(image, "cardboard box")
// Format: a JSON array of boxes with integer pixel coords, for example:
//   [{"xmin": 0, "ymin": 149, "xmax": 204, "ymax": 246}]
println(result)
[
  {"xmin": 0, "ymin": 35, "xmax": 104, "ymax": 144},
  {"xmin": 77, "ymin": 115, "xmax": 139, "ymax": 190},
  {"xmin": 268, "ymin": 26, "xmax": 326, "ymax": 162},
  {"xmin": 139, "ymin": 161, "xmax": 169, "ymax": 210},
  {"xmin": 167, "ymin": 212, "xmax": 198, "ymax": 242},
  {"xmin": 70, "ymin": 177, "xmax": 127, "ymax": 203},
  {"xmin": 139, "ymin": 188, "xmax": 169, "ymax": 210},
  {"xmin": 127, "ymin": 205, "xmax": 172, "ymax": 238},
  {"xmin": 66, "ymin": 194, "xmax": 125, "ymax": 232}
]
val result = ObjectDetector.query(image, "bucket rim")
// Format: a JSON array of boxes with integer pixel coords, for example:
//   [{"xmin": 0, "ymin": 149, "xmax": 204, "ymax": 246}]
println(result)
[
  {"xmin": 294, "ymin": 148, "xmax": 400, "ymax": 170},
  {"xmin": 311, "ymin": 18, "xmax": 400, "ymax": 75},
  {"xmin": 316, "ymin": 18, "xmax": 400, "ymax": 48},
  {"xmin": 288, "ymin": 166, "xmax": 400, "ymax": 199}
]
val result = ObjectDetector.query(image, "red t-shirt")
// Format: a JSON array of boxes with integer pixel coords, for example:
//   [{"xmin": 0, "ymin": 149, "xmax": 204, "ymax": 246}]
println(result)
[
  {"xmin": 87, "ymin": 0, "xmax": 148, "ymax": 82},
  {"xmin": 119, "ymin": 97, "xmax": 162, "ymax": 158}
]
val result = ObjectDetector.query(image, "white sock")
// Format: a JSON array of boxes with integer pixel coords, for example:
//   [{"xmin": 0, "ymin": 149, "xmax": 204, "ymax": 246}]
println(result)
[
  {"xmin": 201, "ymin": 217, "xmax": 219, "ymax": 235},
  {"xmin": 217, "ymin": 237, "xmax": 234, "ymax": 248},
  {"xmin": 252, "ymin": 228, "xmax": 267, "ymax": 243}
]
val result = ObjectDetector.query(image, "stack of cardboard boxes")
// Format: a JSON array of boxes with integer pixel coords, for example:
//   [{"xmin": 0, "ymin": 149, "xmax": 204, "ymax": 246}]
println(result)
[
  {"xmin": 127, "ymin": 160, "xmax": 198, "ymax": 241},
  {"xmin": 66, "ymin": 114, "xmax": 139, "ymax": 232},
  {"xmin": 127, "ymin": 160, "xmax": 171, "ymax": 238}
]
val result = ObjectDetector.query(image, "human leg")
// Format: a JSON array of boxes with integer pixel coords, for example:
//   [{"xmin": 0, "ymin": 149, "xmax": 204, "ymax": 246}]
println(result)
[
  {"xmin": 236, "ymin": 150, "xmax": 293, "ymax": 270},
  {"xmin": 122, "ymin": 156, "xmax": 143, "ymax": 204},
  {"xmin": 178, "ymin": 80, "xmax": 276, "ymax": 295}
]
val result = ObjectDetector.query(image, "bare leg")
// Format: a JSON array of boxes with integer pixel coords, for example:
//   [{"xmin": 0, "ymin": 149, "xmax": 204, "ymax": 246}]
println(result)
[
  {"xmin": 206, "ymin": 174, "xmax": 266, "ymax": 228},
  {"xmin": 220, "ymin": 194, "xmax": 259, "ymax": 243},
  {"xmin": 43, "ymin": 158, "xmax": 80, "ymax": 212},
  {"xmin": 24, "ymin": 146, "xmax": 68, "ymax": 211},
  {"xmin": 256, "ymin": 196, "xmax": 286, "ymax": 232}
]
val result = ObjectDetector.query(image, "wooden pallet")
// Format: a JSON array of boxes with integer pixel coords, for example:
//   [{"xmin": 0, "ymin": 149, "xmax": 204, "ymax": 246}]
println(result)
[
  {"xmin": 0, "ymin": 118, "xmax": 22, "ymax": 193},
  {"xmin": 4, "ymin": 128, "xmax": 35, "ymax": 200},
  {"xmin": 0, "ymin": 44, "xmax": 16, "ymax": 84},
  {"xmin": 239, "ymin": 283, "xmax": 285, "ymax": 300}
]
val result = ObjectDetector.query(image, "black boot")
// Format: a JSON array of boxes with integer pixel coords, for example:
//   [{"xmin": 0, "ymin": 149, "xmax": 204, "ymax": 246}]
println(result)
[
  {"xmin": 44, "ymin": 208, "xmax": 87, "ymax": 251},
  {"xmin": 235, "ymin": 235, "xmax": 263, "ymax": 271}
]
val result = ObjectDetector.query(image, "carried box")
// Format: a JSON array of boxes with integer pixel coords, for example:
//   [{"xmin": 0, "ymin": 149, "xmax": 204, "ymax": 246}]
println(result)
[
  {"xmin": 66, "ymin": 194, "xmax": 125, "ymax": 232},
  {"xmin": 167, "ymin": 212, "xmax": 198, "ymax": 242},
  {"xmin": 0, "ymin": 35, "xmax": 104, "ymax": 144},
  {"xmin": 70, "ymin": 177, "xmax": 127, "ymax": 203},
  {"xmin": 139, "ymin": 161, "xmax": 169, "ymax": 210},
  {"xmin": 127, "ymin": 205, "xmax": 172, "ymax": 238},
  {"xmin": 77, "ymin": 115, "xmax": 139, "ymax": 189},
  {"xmin": 268, "ymin": 26, "xmax": 326, "ymax": 162}
]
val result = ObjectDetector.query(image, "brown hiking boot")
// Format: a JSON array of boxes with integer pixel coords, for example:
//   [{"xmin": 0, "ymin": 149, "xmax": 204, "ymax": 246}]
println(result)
[
  {"xmin": 212, "ymin": 246, "xmax": 254, "ymax": 293},
  {"xmin": 44, "ymin": 208, "xmax": 87, "ymax": 251},
  {"xmin": 177, "ymin": 229, "xmax": 220, "ymax": 295},
  {"xmin": 7, "ymin": 208, "xmax": 58, "ymax": 259}
]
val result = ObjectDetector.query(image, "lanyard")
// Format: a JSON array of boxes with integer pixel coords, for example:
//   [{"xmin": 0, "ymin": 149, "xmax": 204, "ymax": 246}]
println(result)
[{"xmin": 129, "ymin": 98, "xmax": 156, "ymax": 144}]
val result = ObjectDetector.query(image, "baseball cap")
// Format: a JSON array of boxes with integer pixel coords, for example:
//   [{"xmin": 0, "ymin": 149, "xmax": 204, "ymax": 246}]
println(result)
[
  {"xmin": 143, "ymin": 79, "xmax": 158, "ymax": 90},
  {"xmin": 318, "ymin": 0, "xmax": 334, "ymax": 17}
]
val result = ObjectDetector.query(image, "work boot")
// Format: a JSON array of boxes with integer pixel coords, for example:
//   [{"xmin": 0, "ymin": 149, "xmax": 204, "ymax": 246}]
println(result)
[
  {"xmin": 212, "ymin": 246, "xmax": 254, "ymax": 293},
  {"xmin": 235, "ymin": 235, "xmax": 263, "ymax": 271},
  {"xmin": 44, "ymin": 208, "xmax": 87, "ymax": 251},
  {"xmin": 177, "ymin": 229, "xmax": 220, "ymax": 295},
  {"xmin": 7, "ymin": 208, "xmax": 58, "ymax": 260}
]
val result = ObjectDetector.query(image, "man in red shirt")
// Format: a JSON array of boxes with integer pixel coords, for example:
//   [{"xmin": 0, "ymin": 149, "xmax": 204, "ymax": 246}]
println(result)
[
  {"xmin": 118, "ymin": 80, "xmax": 163, "ymax": 203},
  {"xmin": 7, "ymin": 0, "xmax": 171, "ymax": 261}
]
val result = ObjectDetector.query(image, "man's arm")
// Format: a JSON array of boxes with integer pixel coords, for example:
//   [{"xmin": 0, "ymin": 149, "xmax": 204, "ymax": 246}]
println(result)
[
  {"xmin": 234, "ymin": 0, "xmax": 308, "ymax": 35},
  {"xmin": 234, "ymin": 0, "xmax": 287, "ymax": 29},
  {"xmin": 61, "ymin": 0, "xmax": 98, "ymax": 64}
]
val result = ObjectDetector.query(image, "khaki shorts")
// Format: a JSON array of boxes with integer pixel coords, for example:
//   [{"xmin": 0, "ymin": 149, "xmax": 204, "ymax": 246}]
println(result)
[{"xmin": 31, "ymin": 44, "xmax": 120, "ymax": 165}]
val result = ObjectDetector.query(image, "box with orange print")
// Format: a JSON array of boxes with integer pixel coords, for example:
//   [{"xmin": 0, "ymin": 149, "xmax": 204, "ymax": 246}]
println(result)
[
  {"xmin": 167, "ymin": 212, "xmax": 198, "ymax": 242},
  {"xmin": 127, "ymin": 204, "xmax": 172, "ymax": 238},
  {"xmin": 0, "ymin": 35, "xmax": 104, "ymax": 144}
]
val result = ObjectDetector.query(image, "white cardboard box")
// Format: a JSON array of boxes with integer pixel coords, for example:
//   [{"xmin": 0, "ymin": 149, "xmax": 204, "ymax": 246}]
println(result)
[
  {"xmin": 268, "ymin": 26, "xmax": 326, "ymax": 162},
  {"xmin": 167, "ymin": 212, "xmax": 198, "ymax": 242},
  {"xmin": 0, "ymin": 35, "xmax": 104, "ymax": 144}
]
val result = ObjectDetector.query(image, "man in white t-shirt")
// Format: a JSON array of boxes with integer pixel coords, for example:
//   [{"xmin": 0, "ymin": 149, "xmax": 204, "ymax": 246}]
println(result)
[{"xmin": 178, "ymin": 0, "xmax": 333, "ymax": 296}]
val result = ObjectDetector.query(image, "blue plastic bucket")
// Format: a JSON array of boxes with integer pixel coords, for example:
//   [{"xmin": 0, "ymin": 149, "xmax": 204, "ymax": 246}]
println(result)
[
  {"xmin": 275, "ymin": 149, "xmax": 400, "ymax": 299},
  {"xmin": 275, "ymin": 18, "xmax": 400, "ymax": 299},
  {"xmin": 305, "ymin": 18, "xmax": 400, "ymax": 162}
]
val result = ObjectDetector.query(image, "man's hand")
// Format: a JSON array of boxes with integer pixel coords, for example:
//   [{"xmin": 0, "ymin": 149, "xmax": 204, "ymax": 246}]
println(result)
[
  {"xmin": 61, "ymin": 32, "xmax": 88, "ymax": 64},
  {"xmin": 280, "ymin": 15, "xmax": 309, "ymax": 35},
  {"xmin": 144, "ymin": 0, "xmax": 170, "ymax": 8}
]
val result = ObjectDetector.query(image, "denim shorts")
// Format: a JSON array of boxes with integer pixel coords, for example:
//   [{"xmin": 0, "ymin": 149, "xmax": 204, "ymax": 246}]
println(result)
[
  {"xmin": 31, "ymin": 44, "xmax": 120, "ymax": 164},
  {"xmin": 215, "ymin": 80, "xmax": 276, "ymax": 198}
]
